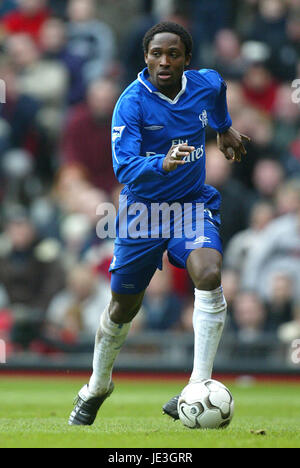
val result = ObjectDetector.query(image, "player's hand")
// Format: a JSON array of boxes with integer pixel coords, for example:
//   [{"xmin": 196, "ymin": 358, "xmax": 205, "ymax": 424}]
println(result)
[
  {"xmin": 217, "ymin": 127, "xmax": 251, "ymax": 163},
  {"xmin": 163, "ymin": 144, "xmax": 195, "ymax": 172}
]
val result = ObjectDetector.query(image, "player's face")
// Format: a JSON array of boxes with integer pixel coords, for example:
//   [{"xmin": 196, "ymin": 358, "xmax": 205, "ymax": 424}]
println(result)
[{"xmin": 145, "ymin": 32, "xmax": 191, "ymax": 99}]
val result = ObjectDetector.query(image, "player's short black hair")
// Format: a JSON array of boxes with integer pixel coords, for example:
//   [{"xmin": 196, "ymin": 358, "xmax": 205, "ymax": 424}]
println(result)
[{"xmin": 143, "ymin": 21, "xmax": 193, "ymax": 57}]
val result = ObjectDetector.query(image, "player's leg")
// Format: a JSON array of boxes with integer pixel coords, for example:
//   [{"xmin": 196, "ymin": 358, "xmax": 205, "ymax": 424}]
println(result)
[
  {"xmin": 163, "ymin": 248, "xmax": 226, "ymax": 420},
  {"xmin": 69, "ymin": 261, "xmax": 159, "ymax": 426},
  {"xmin": 186, "ymin": 247, "xmax": 226, "ymax": 383},
  {"xmin": 68, "ymin": 290, "xmax": 145, "ymax": 426},
  {"xmin": 88, "ymin": 289, "xmax": 145, "ymax": 397},
  {"xmin": 163, "ymin": 210, "xmax": 226, "ymax": 419}
]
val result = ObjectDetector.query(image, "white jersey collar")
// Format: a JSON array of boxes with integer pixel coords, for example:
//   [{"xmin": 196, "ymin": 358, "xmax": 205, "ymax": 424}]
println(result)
[{"xmin": 137, "ymin": 68, "xmax": 187, "ymax": 105}]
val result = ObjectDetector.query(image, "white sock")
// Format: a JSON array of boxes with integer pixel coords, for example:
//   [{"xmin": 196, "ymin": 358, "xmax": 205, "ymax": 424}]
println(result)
[
  {"xmin": 190, "ymin": 287, "xmax": 227, "ymax": 383},
  {"xmin": 88, "ymin": 305, "xmax": 131, "ymax": 396}
]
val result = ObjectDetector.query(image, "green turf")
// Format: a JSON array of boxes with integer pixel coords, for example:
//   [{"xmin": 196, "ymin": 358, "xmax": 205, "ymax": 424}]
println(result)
[{"xmin": 0, "ymin": 376, "xmax": 300, "ymax": 448}]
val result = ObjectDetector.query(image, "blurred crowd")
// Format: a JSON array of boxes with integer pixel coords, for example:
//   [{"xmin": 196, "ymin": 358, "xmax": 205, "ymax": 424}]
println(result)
[{"xmin": 0, "ymin": 0, "xmax": 299, "ymax": 361}]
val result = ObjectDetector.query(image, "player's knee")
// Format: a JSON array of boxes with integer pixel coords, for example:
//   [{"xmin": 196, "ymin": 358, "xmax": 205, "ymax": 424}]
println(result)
[
  {"xmin": 193, "ymin": 264, "xmax": 221, "ymax": 291},
  {"xmin": 109, "ymin": 296, "xmax": 142, "ymax": 324}
]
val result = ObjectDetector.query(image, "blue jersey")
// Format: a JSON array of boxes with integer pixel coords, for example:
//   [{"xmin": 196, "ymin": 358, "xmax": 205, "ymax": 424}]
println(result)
[{"xmin": 111, "ymin": 67, "xmax": 232, "ymax": 206}]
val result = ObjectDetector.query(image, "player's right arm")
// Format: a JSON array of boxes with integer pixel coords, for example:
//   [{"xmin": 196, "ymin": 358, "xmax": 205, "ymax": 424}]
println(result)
[
  {"xmin": 199, "ymin": 69, "xmax": 250, "ymax": 163},
  {"xmin": 111, "ymin": 94, "xmax": 194, "ymax": 183}
]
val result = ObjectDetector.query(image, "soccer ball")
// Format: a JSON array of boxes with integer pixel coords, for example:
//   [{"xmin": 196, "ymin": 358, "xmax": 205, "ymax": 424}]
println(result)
[{"xmin": 178, "ymin": 379, "xmax": 234, "ymax": 429}]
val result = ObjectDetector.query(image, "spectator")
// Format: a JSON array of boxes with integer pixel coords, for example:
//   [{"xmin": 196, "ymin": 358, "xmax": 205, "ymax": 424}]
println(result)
[
  {"xmin": 191, "ymin": 0, "xmax": 231, "ymax": 45},
  {"xmin": 233, "ymin": 0, "xmax": 261, "ymax": 39},
  {"xmin": 180, "ymin": 300, "xmax": 194, "ymax": 332},
  {"xmin": 275, "ymin": 178, "xmax": 300, "ymax": 216},
  {"xmin": 152, "ymin": 0, "xmax": 173, "ymax": 18},
  {"xmin": 60, "ymin": 78, "xmax": 119, "ymax": 193},
  {"xmin": 227, "ymin": 290, "xmax": 275, "ymax": 361},
  {"xmin": 66, "ymin": 0, "xmax": 117, "ymax": 84},
  {"xmin": 28, "ymin": 162, "xmax": 92, "ymax": 241},
  {"xmin": 5, "ymin": 32, "xmax": 68, "ymax": 178},
  {"xmin": 52, "ymin": 162, "xmax": 92, "ymax": 214},
  {"xmin": 241, "ymin": 193, "xmax": 300, "ymax": 303},
  {"xmin": 230, "ymin": 107, "xmax": 276, "ymax": 188},
  {"xmin": 59, "ymin": 185, "xmax": 110, "ymax": 270},
  {"xmin": 49, "ymin": 0, "xmax": 67, "ymax": 18},
  {"xmin": 1, "ymin": 0, "xmax": 51, "ymax": 44},
  {"xmin": 168, "ymin": 263, "xmax": 192, "ymax": 301},
  {"xmin": 232, "ymin": 104, "xmax": 274, "ymax": 151},
  {"xmin": 285, "ymin": 9, "xmax": 300, "ymax": 56},
  {"xmin": 120, "ymin": 11, "xmax": 157, "ymax": 87},
  {"xmin": 205, "ymin": 142, "xmax": 255, "ymax": 247},
  {"xmin": 0, "ymin": 0, "xmax": 17, "ymax": 19},
  {"xmin": 39, "ymin": 17, "xmax": 86, "ymax": 106},
  {"xmin": 265, "ymin": 273, "xmax": 294, "ymax": 330},
  {"xmin": 208, "ymin": 29, "xmax": 248, "ymax": 80},
  {"xmin": 31, "ymin": 162, "xmax": 112, "ymax": 268},
  {"xmin": 252, "ymin": 158, "xmax": 285, "ymax": 202},
  {"xmin": 268, "ymin": 12, "xmax": 300, "ymax": 81},
  {"xmin": 290, "ymin": 132, "xmax": 300, "ymax": 173},
  {"xmin": 246, "ymin": 0, "xmax": 288, "ymax": 50},
  {"xmin": 0, "ymin": 58, "xmax": 41, "ymax": 158},
  {"xmin": 287, "ymin": 0, "xmax": 300, "ymax": 8},
  {"xmin": 272, "ymin": 84, "xmax": 300, "ymax": 156},
  {"xmin": 226, "ymin": 81, "xmax": 248, "ymax": 121},
  {"xmin": 32, "ymin": 161, "xmax": 115, "ymax": 275},
  {"xmin": 142, "ymin": 259, "xmax": 183, "ymax": 331},
  {"xmin": 0, "ymin": 285, "xmax": 14, "ymax": 355},
  {"xmin": 224, "ymin": 200, "xmax": 275, "ymax": 273},
  {"xmin": 221, "ymin": 268, "xmax": 240, "ymax": 317},
  {"xmin": 0, "ymin": 206, "xmax": 65, "ymax": 308},
  {"xmin": 242, "ymin": 62, "xmax": 279, "ymax": 114},
  {"xmin": 230, "ymin": 291, "xmax": 269, "ymax": 341},
  {"xmin": 6, "ymin": 33, "xmax": 68, "ymax": 108},
  {"xmin": 0, "ymin": 206, "xmax": 65, "ymax": 348},
  {"xmin": 1, "ymin": 148, "xmax": 37, "ymax": 212},
  {"xmin": 278, "ymin": 304, "xmax": 300, "ymax": 345},
  {"xmin": 46, "ymin": 263, "xmax": 111, "ymax": 341}
]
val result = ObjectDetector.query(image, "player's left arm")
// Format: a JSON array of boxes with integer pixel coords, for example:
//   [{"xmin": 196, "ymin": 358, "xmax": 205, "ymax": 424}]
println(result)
[
  {"xmin": 205, "ymin": 70, "xmax": 250, "ymax": 163},
  {"xmin": 217, "ymin": 127, "xmax": 251, "ymax": 163}
]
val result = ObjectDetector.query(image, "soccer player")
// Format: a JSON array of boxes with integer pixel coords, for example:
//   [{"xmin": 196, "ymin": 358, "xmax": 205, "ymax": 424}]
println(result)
[{"xmin": 69, "ymin": 21, "xmax": 250, "ymax": 425}]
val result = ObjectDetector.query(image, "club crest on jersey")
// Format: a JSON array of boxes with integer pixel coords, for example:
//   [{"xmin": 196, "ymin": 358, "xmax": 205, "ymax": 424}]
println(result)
[
  {"xmin": 112, "ymin": 126, "xmax": 126, "ymax": 142},
  {"xmin": 199, "ymin": 110, "xmax": 208, "ymax": 128}
]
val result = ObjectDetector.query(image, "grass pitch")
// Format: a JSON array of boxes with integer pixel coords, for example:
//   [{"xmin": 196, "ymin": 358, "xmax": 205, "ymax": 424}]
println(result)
[{"xmin": 0, "ymin": 376, "xmax": 300, "ymax": 448}]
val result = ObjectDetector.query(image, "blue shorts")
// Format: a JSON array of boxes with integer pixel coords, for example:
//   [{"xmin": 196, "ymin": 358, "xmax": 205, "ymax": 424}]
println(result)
[{"xmin": 110, "ymin": 193, "xmax": 222, "ymax": 294}]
